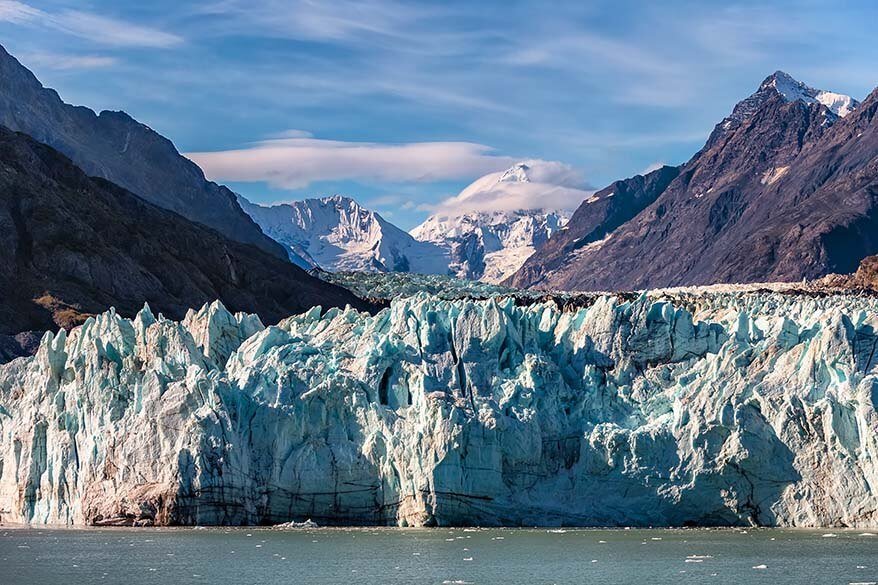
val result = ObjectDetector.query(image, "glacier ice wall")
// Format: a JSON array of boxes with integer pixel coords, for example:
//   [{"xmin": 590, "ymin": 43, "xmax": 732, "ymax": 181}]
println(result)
[{"xmin": 1, "ymin": 291, "xmax": 877, "ymax": 527}]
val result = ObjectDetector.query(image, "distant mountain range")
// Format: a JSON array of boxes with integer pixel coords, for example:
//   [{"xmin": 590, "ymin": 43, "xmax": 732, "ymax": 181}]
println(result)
[
  {"xmin": 240, "ymin": 162, "xmax": 573, "ymax": 283},
  {"xmin": 242, "ymin": 70, "xmax": 878, "ymax": 293},
  {"xmin": 509, "ymin": 71, "xmax": 878, "ymax": 290},
  {"xmin": 409, "ymin": 162, "xmax": 572, "ymax": 283},
  {"xmin": 1, "ymin": 36, "xmax": 878, "ymax": 353},
  {"xmin": 237, "ymin": 194, "xmax": 449, "ymax": 273}
]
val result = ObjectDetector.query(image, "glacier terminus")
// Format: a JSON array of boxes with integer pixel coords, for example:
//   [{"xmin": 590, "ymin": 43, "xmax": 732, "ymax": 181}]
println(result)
[{"xmin": 1, "ymin": 285, "xmax": 877, "ymax": 528}]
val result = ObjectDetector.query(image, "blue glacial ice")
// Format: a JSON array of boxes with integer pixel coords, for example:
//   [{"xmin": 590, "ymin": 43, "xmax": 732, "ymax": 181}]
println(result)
[{"xmin": 0, "ymin": 289, "xmax": 877, "ymax": 527}]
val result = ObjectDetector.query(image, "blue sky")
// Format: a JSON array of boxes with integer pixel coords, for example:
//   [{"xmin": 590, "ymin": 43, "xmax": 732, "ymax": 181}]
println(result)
[{"xmin": 1, "ymin": 0, "xmax": 877, "ymax": 228}]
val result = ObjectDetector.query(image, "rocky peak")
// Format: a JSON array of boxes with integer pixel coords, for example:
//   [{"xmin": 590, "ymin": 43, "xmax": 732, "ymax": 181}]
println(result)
[
  {"xmin": 497, "ymin": 162, "xmax": 531, "ymax": 184},
  {"xmin": 238, "ymin": 195, "xmax": 450, "ymax": 274},
  {"xmin": 724, "ymin": 71, "xmax": 858, "ymax": 131},
  {"xmin": 323, "ymin": 194, "xmax": 359, "ymax": 208},
  {"xmin": 762, "ymin": 71, "xmax": 858, "ymax": 117}
]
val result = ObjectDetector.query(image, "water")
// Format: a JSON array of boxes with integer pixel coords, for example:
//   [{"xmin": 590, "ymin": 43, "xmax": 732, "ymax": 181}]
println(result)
[{"xmin": 1, "ymin": 527, "xmax": 876, "ymax": 584}]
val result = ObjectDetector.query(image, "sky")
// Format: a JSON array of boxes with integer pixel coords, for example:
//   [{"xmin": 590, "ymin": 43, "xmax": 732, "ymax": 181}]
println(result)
[{"xmin": 0, "ymin": 0, "xmax": 877, "ymax": 229}]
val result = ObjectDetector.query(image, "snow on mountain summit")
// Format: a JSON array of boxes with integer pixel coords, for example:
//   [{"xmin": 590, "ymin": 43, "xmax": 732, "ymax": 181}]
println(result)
[
  {"xmin": 497, "ymin": 162, "xmax": 531, "ymax": 183},
  {"xmin": 241, "ymin": 160, "xmax": 589, "ymax": 283},
  {"xmin": 762, "ymin": 71, "xmax": 858, "ymax": 117},
  {"xmin": 432, "ymin": 159, "xmax": 588, "ymax": 215},
  {"xmin": 726, "ymin": 71, "xmax": 859, "ymax": 129},
  {"xmin": 410, "ymin": 208, "xmax": 569, "ymax": 283},
  {"xmin": 238, "ymin": 195, "xmax": 447, "ymax": 274},
  {"xmin": 410, "ymin": 161, "xmax": 580, "ymax": 283}
]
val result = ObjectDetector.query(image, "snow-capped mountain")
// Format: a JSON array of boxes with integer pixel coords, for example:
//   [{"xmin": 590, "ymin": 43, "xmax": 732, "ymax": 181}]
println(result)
[
  {"xmin": 766, "ymin": 71, "xmax": 858, "ymax": 117},
  {"xmin": 240, "ymin": 161, "xmax": 579, "ymax": 283},
  {"xmin": 411, "ymin": 209, "xmax": 569, "ymax": 283},
  {"xmin": 238, "ymin": 195, "xmax": 448, "ymax": 274},
  {"xmin": 722, "ymin": 70, "xmax": 858, "ymax": 132},
  {"xmin": 410, "ymin": 162, "xmax": 575, "ymax": 283},
  {"xmin": 511, "ymin": 70, "xmax": 875, "ymax": 291}
]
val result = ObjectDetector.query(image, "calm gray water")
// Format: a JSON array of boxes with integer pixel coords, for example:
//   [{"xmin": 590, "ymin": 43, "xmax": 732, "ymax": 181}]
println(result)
[{"xmin": 1, "ymin": 527, "xmax": 876, "ymax": 584}]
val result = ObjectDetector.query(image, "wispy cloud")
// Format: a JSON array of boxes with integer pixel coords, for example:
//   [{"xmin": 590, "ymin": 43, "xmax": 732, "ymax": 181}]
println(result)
[
  {"xmin": 195, "ymin": 0, "xmax": 436, "ymax": 44},
  {"xmin": 186, "ymin": 135, "xmax": 516, "ymax": 189},
  {"xmin": 19, "ymin": 51, "xmax": 117, "ymax": 70},
  {"xmin": 3, "ymin": 0, "xmax": 873, "ymax": 227},
  {"xmin": 0, "ymin": 0, "xmax": 36, "ymax": 22},
  {"xmin": 0, "ymin": 1, "xmax": 183, "ymax": 48}
]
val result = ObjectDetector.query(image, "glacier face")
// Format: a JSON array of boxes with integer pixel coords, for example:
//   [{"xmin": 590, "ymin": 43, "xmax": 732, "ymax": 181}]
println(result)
[{"xmin": 1, "ymin": 290, "xmax": 877, "ymax": 527}]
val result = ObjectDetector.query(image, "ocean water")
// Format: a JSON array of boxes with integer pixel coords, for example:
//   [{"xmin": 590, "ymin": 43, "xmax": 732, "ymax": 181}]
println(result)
[{"xmin": 1, "ymin": 527, "xmax": 875, "ymax": 584}]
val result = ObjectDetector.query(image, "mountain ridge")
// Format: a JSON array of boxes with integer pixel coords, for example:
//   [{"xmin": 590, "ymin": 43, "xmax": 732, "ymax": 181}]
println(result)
[
  {"xmin": 241, "ymin": 161, "xmax": 574, "ymax": 283},
  {"xmin": 0, "ymin": 125, "xmax": 371, "ymax": 338},
  {"xmin": 409, "ymin": 160, "xmax": 575, "ymax": 282},
  {"xmin": 0, "ymin": 44, "xmax": 287, "ymax": 259},
  {"xmin": 239, "ymin": 194, "xmax": 449, "ymax": 273},
  {"xmin": 510, "ymin": 71, "xmax": 878, "ymax": 291}
]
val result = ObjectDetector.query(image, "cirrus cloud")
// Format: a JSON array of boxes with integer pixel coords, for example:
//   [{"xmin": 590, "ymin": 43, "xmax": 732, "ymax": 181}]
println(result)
[
  {"xmin": 18, "ymin": 51, "xmax": 117, "ymax": 70},
  {"xmin": 0, "ymin": 1, "xmax": 182, "ymax": 48}
]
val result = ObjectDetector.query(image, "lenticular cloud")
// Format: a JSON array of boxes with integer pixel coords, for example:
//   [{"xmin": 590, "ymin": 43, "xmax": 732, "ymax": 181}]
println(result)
[
  {"xmin": 186, "ymin": 135, "xmax": 516, "ymax": 189},
  {"xmin": 427, "ymin": 159, "xmax": 593, "ymax": 214}
]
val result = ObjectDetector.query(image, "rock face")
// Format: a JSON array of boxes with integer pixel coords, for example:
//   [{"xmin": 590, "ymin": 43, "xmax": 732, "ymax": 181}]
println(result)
[
  {"xmin": 511, "ymin": 72, "xmax": 878, "ymax": 291},
  {"xmin": 239, "ymin": 195, "xmax": 448, "ymax": 273},
  {"xmin": 0, "ymin": 44, "xmax": 285, "ymax": 259},
  {"xmin": 2, "ymin": 288, "xmax": 877, "ymax": 527},
  {"xmin": 0, "ymin": 125, "xmax": 370, "ymax": 337},
  {"xmin": 507, "ymin": 165, "xmax": 679, "ymax": 288}
]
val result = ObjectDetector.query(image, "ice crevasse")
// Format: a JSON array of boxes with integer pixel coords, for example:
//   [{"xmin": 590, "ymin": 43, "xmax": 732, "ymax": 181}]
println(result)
[{"xmin": 0, "ymin": 290, "xmax": 877, "ymax": 527}]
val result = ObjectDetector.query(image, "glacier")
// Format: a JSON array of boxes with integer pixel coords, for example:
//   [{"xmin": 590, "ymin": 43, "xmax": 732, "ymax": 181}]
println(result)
[{"xmin": 1, "ymin": 288, "xmax": 877, "ymax": 527}]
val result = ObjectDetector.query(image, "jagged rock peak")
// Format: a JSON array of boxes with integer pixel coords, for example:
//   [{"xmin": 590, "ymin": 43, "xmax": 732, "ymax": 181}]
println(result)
[
  {"xmin": 761, "ymin": 70, "xmax": 859, "ymax": 117},
  {"xmin": 238, "ymin": 194, "xmax": 449, "ymax": 274},
  {"xmin": 726, "ymin": 70, "xmax": 859, "ymax": 128},
  {"xmin": 497, "ymin": 162, "xmax": 532, "ymax": 183},
  {"xmin": 317, "ymin": 194, "xmax": 360, "ymax": 207}
]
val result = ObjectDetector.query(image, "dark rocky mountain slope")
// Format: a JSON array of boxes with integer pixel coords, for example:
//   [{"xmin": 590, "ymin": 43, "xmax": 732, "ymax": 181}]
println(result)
[
  {"xmin": 0, "ymin": 44, "xmax": 286, "ymax": 259},
  {"xmin": 506, "ymin": 165, "xmax": 680, "ymax": 288},
  {"xmin": 511, "ymin": 72, "xmax": 878, "ymax": 291},
  {"xmin": 0, "ymin": 126, "xmax": 370, "ymax": 339}
]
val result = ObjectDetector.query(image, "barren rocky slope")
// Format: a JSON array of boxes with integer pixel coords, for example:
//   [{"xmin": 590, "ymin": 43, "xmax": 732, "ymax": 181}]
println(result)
[
  {"xmin": 0, "ymin": 45, "xmax": 285, "ymax": 258},
  {"xmin": 512, "ymin": 73, "xmax": 878, "ymax": 291},
  {"xmin": 0, "ymin": 126, "xmax": 369, "ymax": 338}
]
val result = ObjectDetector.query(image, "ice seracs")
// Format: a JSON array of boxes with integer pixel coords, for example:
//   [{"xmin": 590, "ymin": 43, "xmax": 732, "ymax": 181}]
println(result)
[{"xmin": 1, "ymin": 287, "xmax": 878, "ymax": 527}]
